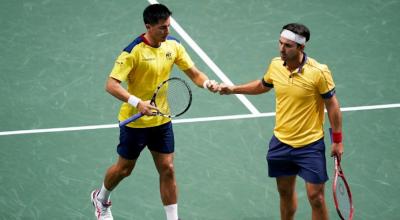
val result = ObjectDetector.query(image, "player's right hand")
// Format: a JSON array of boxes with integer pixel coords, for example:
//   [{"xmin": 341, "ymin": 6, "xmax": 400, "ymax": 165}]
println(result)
[
  {"xmin": 218, "ymin": 83, "xmax": 234, "ymax": 95},
  {"xmin": 206, "ymin": 80, "xmax": 220, "ymax": 93},
  {"xmin": 137, "ymin": 100, "xmax": 158, "ymax": 116}
]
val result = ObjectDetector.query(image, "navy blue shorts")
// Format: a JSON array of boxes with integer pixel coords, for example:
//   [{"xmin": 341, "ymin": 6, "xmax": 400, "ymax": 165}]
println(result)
[
  {"xmin": 117, "ymin": 122, "xmax": 175, "ymax": 160},
  {"xmin": 267, "ymin": 135, "xmax": 328, "ymax": 184}
]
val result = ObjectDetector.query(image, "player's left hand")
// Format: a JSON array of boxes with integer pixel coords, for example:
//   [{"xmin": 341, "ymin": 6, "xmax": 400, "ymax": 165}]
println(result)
[{"xmin": 218, "ymin": 83, "xmax": 234, "ymax": 95}]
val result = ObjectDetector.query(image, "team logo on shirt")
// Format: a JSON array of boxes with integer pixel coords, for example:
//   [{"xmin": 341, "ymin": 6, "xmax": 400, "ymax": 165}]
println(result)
[{"xmin": 166, "ymin": 51, "xmax": 173, "ymax": 60}]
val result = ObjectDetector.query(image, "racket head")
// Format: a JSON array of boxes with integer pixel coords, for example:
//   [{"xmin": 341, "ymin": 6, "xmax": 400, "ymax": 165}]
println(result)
[
  {"xmin": 152, "ymin": 77, "xmax": 192, "ymax": 118},
  {"xmin": 333, "ymin": 157, "xmax": 354, "ymax": 220}
]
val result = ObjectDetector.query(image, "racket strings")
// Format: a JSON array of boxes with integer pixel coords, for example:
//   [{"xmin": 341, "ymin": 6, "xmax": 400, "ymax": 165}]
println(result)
[
  {"xmin": 155, "ymin": 79, "xmax": 191, "ymax": 117},
  {"xmin": 336, "ymin": 177, "xmax": 351, "ymax": 219}
]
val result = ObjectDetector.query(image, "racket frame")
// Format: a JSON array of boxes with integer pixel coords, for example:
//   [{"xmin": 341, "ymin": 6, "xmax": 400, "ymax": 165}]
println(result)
[
  {"xmin": 119, "ymin": 77, "xmax": 192, "ymax": 127},
  {"xmin": 151, "ymin": 77, "xmax": 192, "ymax": 118},
  {"xmin": 332, "ymin": 156, "xmax": 354, "ymax": 220}
]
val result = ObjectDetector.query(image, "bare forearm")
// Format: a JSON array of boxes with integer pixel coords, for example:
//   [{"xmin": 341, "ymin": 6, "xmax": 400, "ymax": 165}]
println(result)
[
  {"xmin": 184, "ymin": 66, "xmax": 208, "ymax": 88},
  {"xmin": 232, "ymin": 80, "xmax": 270, "ymax": 95},
  {"xmin": 105, "ymin": 77, "xmax": 157, "ymax": 115},
  {"xmin": 325, "ymin": 96, "xmax": 342, "ymax": 132},
  {"xmin": 325, "ymin": 95, "xmax": 344, "ymax": 156},
  {"xmin": 105, "ymin": 77, "xmax": 130, "ymax": 102},
  {"xmin": 191, "ymin": 73, "xmax": 208, "ymax": 88},
  {"xmin": 328, "ymin": 108, "xmax": 342, "ymax": 132}
]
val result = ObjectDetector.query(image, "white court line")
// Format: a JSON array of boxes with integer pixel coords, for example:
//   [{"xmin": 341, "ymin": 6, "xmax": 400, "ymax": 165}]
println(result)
[
  {"xmin": 147, "ymin": 0, "xmax": 260, "ymax": 114},
  {"xmin": 0, "ymin": 103, "xmax": 399, "ymax": 136}
]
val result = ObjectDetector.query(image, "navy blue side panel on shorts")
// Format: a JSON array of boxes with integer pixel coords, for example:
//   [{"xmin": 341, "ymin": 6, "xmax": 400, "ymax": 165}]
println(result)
[
  {"xmin": 117, "ymin": 122, "xmax": 175, "ymax": 160},
  {"xmin": 266, "ymin": 135, "xmax": 328, "ymax": 184}
]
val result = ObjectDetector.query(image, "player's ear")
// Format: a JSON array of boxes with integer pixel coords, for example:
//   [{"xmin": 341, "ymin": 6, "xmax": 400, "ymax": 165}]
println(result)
[{"xmin": 145, "ymin": 24, "xmax": 151, "ymax": 30}]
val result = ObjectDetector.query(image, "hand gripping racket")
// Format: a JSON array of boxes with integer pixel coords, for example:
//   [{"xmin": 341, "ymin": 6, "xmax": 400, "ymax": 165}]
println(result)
[
  {"xmin": 329, "ymin": 128, "xmax": 354, "ymax": 220},
  {"xmin": 119, "ymin": 77, "xmax": 192, "ymax": 127}
]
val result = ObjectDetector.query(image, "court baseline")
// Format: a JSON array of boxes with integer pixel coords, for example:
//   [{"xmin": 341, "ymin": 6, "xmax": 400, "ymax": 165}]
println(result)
[{"xmin": 0, "ymin": 103, "xmax": 399, "ymax": 136}]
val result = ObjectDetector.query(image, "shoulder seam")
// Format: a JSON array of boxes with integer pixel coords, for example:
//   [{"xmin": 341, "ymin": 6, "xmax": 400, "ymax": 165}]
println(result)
[
  {"xmin": 123, "ymin": 36, "xmax": 144, "ymax": 53},
  {"xmin": 166, "ymin": 35, "xmax": 181, "ymax": 43},
  {"xmin": 305, "ymin": 59, "xmax": 328, "ymax": 73}
]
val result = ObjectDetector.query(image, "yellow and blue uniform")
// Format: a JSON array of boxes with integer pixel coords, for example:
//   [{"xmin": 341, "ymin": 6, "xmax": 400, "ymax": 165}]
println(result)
[
  {"xmin": 263, "ymin": 54, "xmax": 335, "ymax": 183},
  {"xmin": 109, "ymin": 34, "xmax": 194, "ymax": 128},
  {"xmin": 262, "ymin": 54, "xmax": 335, "ymax": 147}
]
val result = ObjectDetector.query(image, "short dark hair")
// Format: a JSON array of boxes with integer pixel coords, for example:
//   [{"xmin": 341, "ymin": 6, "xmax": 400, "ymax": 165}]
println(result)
[
  {"xmin": 282, "ymin": 23, "xmax": 310, "ymax": 43},
  {"xmin": 143, "ymin": 4, "xmax": 172, "ymax": 25}
]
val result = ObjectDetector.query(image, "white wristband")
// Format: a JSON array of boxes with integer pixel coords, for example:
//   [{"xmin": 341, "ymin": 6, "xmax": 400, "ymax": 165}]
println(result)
[
  {"xmin": 203, "ymin": 79, "xmax": 210, "ymax": 89},
  {"xmin": 128, "ymin": 95, "xmax": 141, "ymax": 108}
]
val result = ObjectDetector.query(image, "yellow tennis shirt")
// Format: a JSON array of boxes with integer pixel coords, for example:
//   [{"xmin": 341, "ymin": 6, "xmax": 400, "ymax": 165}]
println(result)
[
  {"xmin": 109, "ymin": 34, "xmax": 194, "ymax": 128},
  {"xmin": 263, "ymin": 55, "xmax": 336, "ymax": 147}
]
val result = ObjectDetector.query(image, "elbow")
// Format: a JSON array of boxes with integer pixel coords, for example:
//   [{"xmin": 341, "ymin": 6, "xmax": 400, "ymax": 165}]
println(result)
[
  {"xmin": 105, "ymin": 77, "xmax": 120, "ymax": 94},
  {"xmin": 105, "ymin": 81, "xmax": 112, "ymax": 94}
]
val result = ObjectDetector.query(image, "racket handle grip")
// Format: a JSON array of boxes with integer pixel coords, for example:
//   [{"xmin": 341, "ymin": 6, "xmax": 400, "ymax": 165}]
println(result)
[{"xmin": 119, "ymin": 113, "xmax": 143, "ymax": 127}]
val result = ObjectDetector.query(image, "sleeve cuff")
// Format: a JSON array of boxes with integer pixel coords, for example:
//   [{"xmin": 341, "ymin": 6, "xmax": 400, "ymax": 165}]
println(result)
[
  {"xmin": 321, "ymin": 88, "xmax": 336, "ymax": 99},
  {"xmin": 261, "ymin": 78, "xmax": 273, "ymax": 88}
]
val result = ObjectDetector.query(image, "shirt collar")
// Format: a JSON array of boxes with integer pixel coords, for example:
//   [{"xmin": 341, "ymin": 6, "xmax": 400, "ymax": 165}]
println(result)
[
  {"xmin": 298, "ymin": 53, "xmax": 307, "ymax": 73},
  {"xmin": 140, "ymin": 33, "xmax": 151, "ymax": 46},
  {"xmin": 283, "ymin": 53, "xmax": 308, "ymax": 73},
  {"xmin": 140, "ymin": 33, "xmax": 163, "ymax": 48}
]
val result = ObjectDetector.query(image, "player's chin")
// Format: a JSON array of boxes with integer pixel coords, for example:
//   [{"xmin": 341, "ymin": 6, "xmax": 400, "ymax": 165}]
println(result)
[{"xmin": 160, "ymin": 36, "xmax": 168, "ymax": 42}]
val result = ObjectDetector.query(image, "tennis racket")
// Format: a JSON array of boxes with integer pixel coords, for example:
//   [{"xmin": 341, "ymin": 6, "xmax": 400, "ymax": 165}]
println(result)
[
  {"xmin": 119, "ymin": 77, "xmax": 192, "ymax": 127},
  {"xmin": 329, "ymin": 128, "xmax": 354, "ymax": 220}
]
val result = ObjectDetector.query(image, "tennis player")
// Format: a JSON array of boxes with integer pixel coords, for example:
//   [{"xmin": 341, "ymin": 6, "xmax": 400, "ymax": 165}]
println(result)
[
  {"xmin": 90, "ymin": 4, "xmax": 218, "ymax": 220},
  {"xmin": 219, "ymin": 23, "xmax": 343, "ymax": 220}
]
